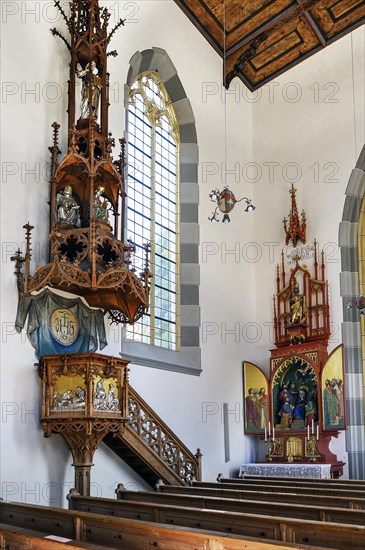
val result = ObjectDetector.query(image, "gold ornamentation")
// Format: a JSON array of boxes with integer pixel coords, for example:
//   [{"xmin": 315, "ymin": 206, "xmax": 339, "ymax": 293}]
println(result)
[
  {"xmin": 50, "ymin": 309, "xmax": 79, "ymax": 345},
  {"xmin": 286, "ymin": 436, "xmax": 302, "ymax": 461}
]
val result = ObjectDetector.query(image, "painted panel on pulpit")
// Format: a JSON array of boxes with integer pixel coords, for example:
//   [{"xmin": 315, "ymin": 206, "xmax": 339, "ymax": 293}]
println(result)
[
  {"xmin": 322, "ymin": 345, "xmax": 345, "ymax": 430},
  {"xmin": 272, "ymin": 357, "xmax": 319, "ymax": 430},
  {"xmin": 52, "ymin": 374, "xmax": 86, "ymax": 412},
  {"xmin": 243, "ymin": 362, "xmax": 269, "ymax": 434}
]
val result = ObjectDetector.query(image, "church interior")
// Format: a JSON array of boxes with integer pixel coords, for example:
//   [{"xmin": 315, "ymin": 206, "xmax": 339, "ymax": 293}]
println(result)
[{"xmin": 1, "ymin": 0, "xmax": 365, "ymax": 548}]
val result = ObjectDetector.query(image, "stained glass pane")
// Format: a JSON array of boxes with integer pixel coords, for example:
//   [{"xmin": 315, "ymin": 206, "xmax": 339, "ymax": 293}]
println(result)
[{"xmin": 126, "ymin": 73, "xmax": 179, "ymax": 350}]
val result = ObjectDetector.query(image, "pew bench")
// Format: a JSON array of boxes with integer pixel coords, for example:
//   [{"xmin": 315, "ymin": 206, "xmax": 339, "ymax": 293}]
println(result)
[
  {"xmin": 158, "ymin": 483, "xmax": 365, "ymax": 509},
  {"xmin": 192, "ymin": 480, "xmax": 365, "ymax": 499},
  {"xmin": 111, "ymin": 488, "xmax": 365, "ymax": 524},
  {"xmin": 226, "ymin": 474, "xmax": 365, "ymax": 490},
  {"xmin": 0, "ymin": 522, "xmax": 108, "ymax": 550},
  {"xmin": 218, "ymin": 476, "xmax": 365, "ymax": 490},
  {"xmin": 66, "ymin": 492, "xmax": 365, "ymax": 549},
  {"xmin": 0, "ymin": 501, "xmax": 329, "ymax": 550}
]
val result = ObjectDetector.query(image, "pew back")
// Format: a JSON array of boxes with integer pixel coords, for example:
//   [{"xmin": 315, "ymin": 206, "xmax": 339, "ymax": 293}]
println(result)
[
  {"xmin": 159, "ymin": 484, "xmax": 365, "ymax": 509},
  {"xmin": 0, "ymin": 522, "xmax": 110, "ymax": 550},
  {"xmin": 0, "ymin": 501, "xmax": 329, "ymax": 550},
  {"xmin": 231, "ymin": 476, "xmax": 365, "ymax": 487},
  {"xmin": 65, "ymin": 493, "xmax": 365, "ymax": 549},
  {"xmin": 72, "ymin": 492, "xmax": 365, "ymax": 525},
  {"xmin": 193, "ymin": 481, "xmax": 365, "ymax": 498}
]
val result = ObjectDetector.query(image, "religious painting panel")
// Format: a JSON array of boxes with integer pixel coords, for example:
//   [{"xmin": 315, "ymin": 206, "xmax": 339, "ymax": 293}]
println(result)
[
  {"xmin": 52, "ymin": 373, "xmax": 86, "ymax": 413},
  {"xmin": 93, "ymin": 375, "xmax": 120, "ymax": 413},
  {"xmin": 243, "ymin": 362, "xmax": 269, "ymax": 434},
  {"xmin": 322, "ymin": 345, "xmax": 345, "ymax": 430},
  {"xmin": 272, "ymin": 357, "xmax": 319, "ymax": 431}
]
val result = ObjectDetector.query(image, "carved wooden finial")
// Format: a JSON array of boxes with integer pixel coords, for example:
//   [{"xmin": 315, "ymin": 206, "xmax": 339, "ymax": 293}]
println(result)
[{"xmin": 284, "ymin": 184, "xmax": 306, "ymax": 248}]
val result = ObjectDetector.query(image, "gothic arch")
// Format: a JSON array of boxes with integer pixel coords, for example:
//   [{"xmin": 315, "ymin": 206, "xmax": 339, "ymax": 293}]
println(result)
[
  {"xmin": 339, "ymin": 144, "xmax": 365, "ymax": 478},
  {"xmin": 122, "ymin": 47, "xmax": 201, "ymax": 375}
]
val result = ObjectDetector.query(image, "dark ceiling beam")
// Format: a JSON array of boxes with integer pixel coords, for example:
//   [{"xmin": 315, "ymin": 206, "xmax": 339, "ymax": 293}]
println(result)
[
  {"xmin": 225, "ymin": 2, "xmax": 299, "ymax": 57},
  {"xmin": 304, "ymin": 12, "xmax": 327, "ymax": 46}
]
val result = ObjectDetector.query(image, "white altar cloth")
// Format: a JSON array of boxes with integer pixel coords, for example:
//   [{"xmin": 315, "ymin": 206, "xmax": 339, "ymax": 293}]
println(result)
[{"xmin": 239, "ymin": 463, "xmax": 332, "ymax": 479}]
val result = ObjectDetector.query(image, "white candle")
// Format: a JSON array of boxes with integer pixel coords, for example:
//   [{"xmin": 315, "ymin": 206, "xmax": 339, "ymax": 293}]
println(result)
[
  {"xmin": 272, "ymin": 427, "xmax": 275, "ymax": 441},
  {"xmin": 264, "ymin": 427, "xmax": 267, "ymax": 442},
  {"xmin": 269, "ymin": 422, "xmax": 271, "ymax": 436},
  {"xmin": 307, "ymin": 425, "xmax": 310, "ymax": 440},
  {"xmin": 311, "ymin": 419, "xmax": 314, "ymax": 434},
  {"xmin": 316, "ymin": 425, "xmax": 319, "ymax": 441}
]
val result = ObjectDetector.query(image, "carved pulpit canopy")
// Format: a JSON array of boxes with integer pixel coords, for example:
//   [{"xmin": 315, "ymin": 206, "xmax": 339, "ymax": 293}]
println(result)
[{"xmin": 12, "ymin": 0, "xmax": 151, "ymax": 325}]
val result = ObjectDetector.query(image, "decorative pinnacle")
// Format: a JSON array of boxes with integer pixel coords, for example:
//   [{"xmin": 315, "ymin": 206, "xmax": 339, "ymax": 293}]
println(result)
[{"xmin": 284, "ymin": 184, "xmax": 306, "ymax": 248}]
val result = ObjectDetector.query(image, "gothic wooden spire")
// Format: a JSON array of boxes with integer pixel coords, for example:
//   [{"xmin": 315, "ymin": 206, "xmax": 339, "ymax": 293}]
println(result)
[{"xmin": 283, "ymin": 184, "xmax": 306, "ymax": 248}]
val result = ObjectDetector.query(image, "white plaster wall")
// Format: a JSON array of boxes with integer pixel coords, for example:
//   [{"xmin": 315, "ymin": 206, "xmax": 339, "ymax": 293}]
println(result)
[{"xmin": 0, "ymin": 0, "xmax": 256, "ymax": 506}]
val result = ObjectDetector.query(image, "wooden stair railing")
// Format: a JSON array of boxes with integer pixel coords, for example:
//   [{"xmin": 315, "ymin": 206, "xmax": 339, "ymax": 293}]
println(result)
[{"xmin": 103, "ymin": 385, "xmax": 202, "ymax": 487}]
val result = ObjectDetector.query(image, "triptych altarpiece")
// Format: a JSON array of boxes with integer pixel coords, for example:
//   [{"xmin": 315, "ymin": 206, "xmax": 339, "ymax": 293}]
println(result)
[{"xmin": 243, "ymin": 185, "xmax": 346, "ymax": 473}]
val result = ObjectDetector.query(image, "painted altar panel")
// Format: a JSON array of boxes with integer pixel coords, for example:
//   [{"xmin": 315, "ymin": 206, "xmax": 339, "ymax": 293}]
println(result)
[
  {"xmin": 322, "ymin": 345, "xmax": 345, "ymax": 430},
  {"xmin": 271, "ymin": 356, "xmax": 319, "ymax": 431},
  {"xmin": 243, "ymin": 362, "xmax": 269, "ymax": 434}
]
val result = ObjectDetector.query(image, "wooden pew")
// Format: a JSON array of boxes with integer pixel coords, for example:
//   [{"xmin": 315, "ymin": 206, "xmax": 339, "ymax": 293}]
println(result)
[
  {"xmin": 71, "ymin": 491, "xmax": 365, "ymax": 525},
  {"xmin": 191, "ymin": 480, "xmax": 365, "ymax": 498},
  {"xmin": 158, "ymin": 484, "xmax": 365, "ymax": 509},
  {"xmin": 232, "ymin": 475, "xmax": 365, "ymax": 489},
  {"xmin": 0, "ymin": 522, "xmax": 107, "ymax": 550},
  {"xmin": 109, "ymin": 491, "xmax": 365, "ymax": 525},
  {"xmin": 65, "ymin": 492, "xmax": 365, "ymax": 549},
  {"xmin": 0, "ymin": 501, "xmax": 329, "ymax": 550},
  {"xmin": 219, "ymin": 476, "xmax": 365, "ymax": 490}
]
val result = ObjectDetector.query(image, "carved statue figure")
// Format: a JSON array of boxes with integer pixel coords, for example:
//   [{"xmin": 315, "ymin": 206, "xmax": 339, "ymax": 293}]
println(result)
[
  {"xmin": 94, "ymin": 379, "xmax": 107, "ymax": 411},
  {"xmin": 56, "ymin": 185, "xmax": 80, "ymax": 225},
  {"xmin": 290, "ymin": 282, "xmax": 306, "ymax": 324},
  {"xmin": 305, "ymin": 393, "xmax": 317, "ymax": 427},
  {"xmin": 107, "ymin": 383, "xmax": 119, "ymax": 412},
  {"xmin": 76, "ymin": 61, "xmax": 102, "ymax": 119},
  {"xmin": 278, "ymin": 397, "xmax": 293, "ymax": 428},
  {"xmin": 93, "ymin": 186, "xmax": 109, "ymax": 222},
  {"xmin": 293, "ymin": 388, "xmax": 307, "ymax": 421},
  {"xmin": 74, "ymin": 386, "xmax": 86, "ymax": 406}
]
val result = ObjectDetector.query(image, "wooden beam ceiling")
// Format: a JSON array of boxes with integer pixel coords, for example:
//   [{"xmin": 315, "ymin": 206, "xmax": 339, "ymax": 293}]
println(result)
[{"xmin": 174, "ymin": 0, "xmax": 365, "ymax": 90}]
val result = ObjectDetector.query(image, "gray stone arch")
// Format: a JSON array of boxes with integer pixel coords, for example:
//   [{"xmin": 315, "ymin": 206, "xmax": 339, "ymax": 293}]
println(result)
[
  {"xmin": 121, "ymin": 47, "xmax": 201, "ymax": 375},
  {"xmin": 339, "ymin": 144, "xmax": 365, "ymax": 478}
]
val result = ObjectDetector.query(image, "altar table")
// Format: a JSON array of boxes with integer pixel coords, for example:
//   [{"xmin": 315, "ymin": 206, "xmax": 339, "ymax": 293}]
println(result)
[{"xmin": 239, "ymin": 463, "xmax": 332, "ymax": 479}]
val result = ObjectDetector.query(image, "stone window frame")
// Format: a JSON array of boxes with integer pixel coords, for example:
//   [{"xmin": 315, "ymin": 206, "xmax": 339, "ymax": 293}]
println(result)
[{"xmin": 120, "ymin": 47, "xmax": 201, "ymax": 376}]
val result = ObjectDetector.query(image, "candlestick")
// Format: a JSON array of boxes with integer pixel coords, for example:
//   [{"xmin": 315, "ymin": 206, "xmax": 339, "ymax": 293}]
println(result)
[{"xmin": 316, "ymin": 425, "xmax": 319, "ymax": 441}]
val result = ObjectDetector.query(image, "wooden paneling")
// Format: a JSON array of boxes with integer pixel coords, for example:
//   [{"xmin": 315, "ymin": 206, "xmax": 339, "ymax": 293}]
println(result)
[{"xmin": 174, "ymin": 0, "xmax": 365, "ymax": 90}]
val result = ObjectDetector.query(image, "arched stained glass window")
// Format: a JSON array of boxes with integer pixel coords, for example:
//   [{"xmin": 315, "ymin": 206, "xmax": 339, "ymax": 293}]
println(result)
[{"xmin": 126, "ymin": 72, "xmax": 180, "ymax": 350}]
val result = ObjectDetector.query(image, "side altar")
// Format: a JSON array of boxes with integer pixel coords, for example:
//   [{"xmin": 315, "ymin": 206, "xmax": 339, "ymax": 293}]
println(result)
[{"xmin": 243, "ymin": 186, "xmax": 346, "ymax": 478}]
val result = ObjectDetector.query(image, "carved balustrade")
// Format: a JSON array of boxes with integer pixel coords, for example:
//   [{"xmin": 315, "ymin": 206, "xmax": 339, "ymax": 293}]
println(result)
[{"xmin": 128, "ymin": 387, "xmax": 202, "ymax": 484}]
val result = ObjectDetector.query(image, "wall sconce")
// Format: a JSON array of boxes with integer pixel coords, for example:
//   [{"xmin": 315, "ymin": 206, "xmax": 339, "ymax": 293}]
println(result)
[{"xmin": 209, "ymin": 186, "xmax": 255, "ymax": 223}]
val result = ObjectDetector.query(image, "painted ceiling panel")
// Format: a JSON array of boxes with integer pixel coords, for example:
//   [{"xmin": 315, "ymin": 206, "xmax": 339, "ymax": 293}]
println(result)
[{"xmin": 174, "ymin": 0, "xmax": 365, "ymax": 90}]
